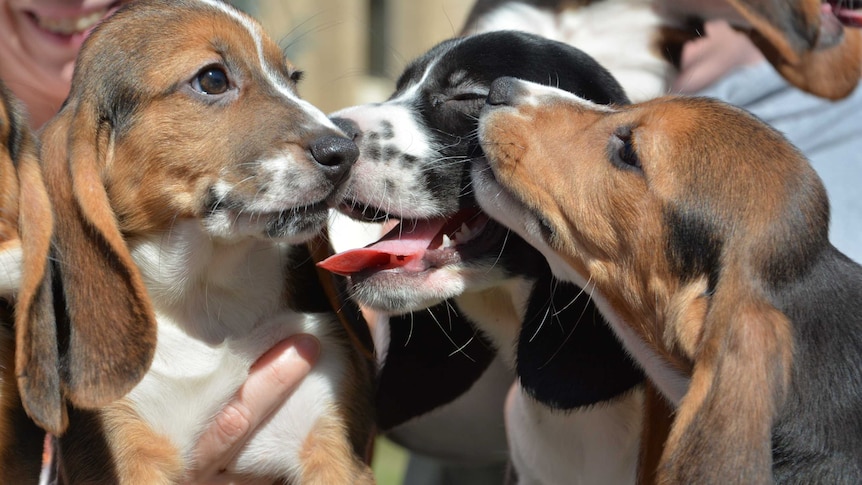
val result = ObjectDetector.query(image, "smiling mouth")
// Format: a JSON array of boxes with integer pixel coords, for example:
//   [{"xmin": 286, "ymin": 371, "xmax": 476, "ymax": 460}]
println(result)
[
  {"xmin": 319, "ymin": 206, "xmax": 510, "ymax": 277},
  {"xmin": 26, "ymin": 2, "xmax": 121, "ymax": 36}
]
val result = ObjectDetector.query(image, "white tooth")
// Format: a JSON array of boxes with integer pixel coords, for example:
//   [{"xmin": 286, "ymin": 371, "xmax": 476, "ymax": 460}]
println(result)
[
  {"xmin": 442, "ymin": 234, "xmax": 453, "ymax": 248},
  {"xmin": 37, "ymin": 9, "xmax": 107, "ymax": 35},
  {"xmin": 460, "ymin": 223, "xmax": 471, "ymax": 240}
]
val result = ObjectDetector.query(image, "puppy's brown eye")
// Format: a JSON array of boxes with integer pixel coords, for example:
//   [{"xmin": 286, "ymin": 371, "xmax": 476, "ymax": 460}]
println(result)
[
  {"xmin": 194, "ymin": 67, "xmax": 230, "ymax": 95},
  {"xmin": 609, "ymin": 125, "xmax": 641, "ymax": 171}
]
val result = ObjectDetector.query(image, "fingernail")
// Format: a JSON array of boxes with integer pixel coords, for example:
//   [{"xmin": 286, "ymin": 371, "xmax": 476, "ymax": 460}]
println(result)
[{"xmin": 292, "ymin": 334, "xmax": 321, "ymax": 363}]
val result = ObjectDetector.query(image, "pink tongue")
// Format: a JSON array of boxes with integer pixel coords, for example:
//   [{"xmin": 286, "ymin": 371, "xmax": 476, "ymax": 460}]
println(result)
[{"xmin": 318, "ymin": 219, "xmax": 446, "ymax": 276}]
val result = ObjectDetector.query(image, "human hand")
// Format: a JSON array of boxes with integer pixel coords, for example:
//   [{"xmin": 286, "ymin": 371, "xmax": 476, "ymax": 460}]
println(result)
[{"xmin": 183, "ymin": 335, "xmax": 321, "ymax": 484}]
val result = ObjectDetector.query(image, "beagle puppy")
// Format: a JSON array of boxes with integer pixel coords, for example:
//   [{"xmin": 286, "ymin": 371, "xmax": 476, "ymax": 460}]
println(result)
[
  {"xmin": 462, "ymin": 0, "xmax": 862, "ymax": 100},
  {"xmin": 0, "ymin": 81, "xmax": 53, "ymax": 484},
  {"xmin": 473, "ymin": 78, "xmax": 862, "ymax": 483},
  {"xmin": 20, "ymin": 1, "xmax": 375, "ymax": 483}
]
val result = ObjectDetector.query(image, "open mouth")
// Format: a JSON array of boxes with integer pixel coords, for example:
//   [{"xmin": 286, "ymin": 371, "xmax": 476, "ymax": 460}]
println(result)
[
  {"xmin": 826, "ymin": 0, "xmax": 862, "ymax": 27},
  {"xmin": 319, "ymin": 207, "xmax": 508, "ymax": 277},
  {"xmin": 24, "ymin": 1, "xmax": 122, "ymax": 39}
]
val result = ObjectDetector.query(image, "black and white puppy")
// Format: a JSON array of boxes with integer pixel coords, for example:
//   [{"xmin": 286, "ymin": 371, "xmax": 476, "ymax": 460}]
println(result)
[{"xmin": 322, "ymin": 31, "xmax": 644, "ymax": 484}]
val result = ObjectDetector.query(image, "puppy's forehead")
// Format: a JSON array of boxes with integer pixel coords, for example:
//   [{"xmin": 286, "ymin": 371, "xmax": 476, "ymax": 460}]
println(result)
[
  {"xmin": 192, "ymin": 0, "xmax": 299, "ymax": 99},
  {"xmin": 79, "ymin": 0, "xmax": 323, "ymax": 116}
]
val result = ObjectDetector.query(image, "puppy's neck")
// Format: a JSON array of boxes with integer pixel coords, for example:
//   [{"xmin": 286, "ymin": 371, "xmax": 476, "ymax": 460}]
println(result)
[
  {"xmin": 454, "ymin": 277, "xmax": 534, "ymax": 366},
  {"xmin": 129, "ymin": 219, "xmax": 290, "ymax": 343}
]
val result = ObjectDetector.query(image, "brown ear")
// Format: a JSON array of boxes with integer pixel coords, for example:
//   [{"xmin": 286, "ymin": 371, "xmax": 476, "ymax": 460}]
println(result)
[
  {"xmin": 33, "ymin": 103, "xmax": 156, "ymax": 416},
  {"xmin": 658, "ymin": 283, "xmax": 792, "ymax": 484},
  {"xmin": 11, "ymin": 115, "xmax": 67, "ymax": 434},
  {"xmin": 728, "ymin": 0, "xmax": 862, "ymax": 100}
]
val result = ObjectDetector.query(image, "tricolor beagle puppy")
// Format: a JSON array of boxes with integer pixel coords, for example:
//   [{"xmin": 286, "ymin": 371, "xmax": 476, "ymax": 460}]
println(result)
[
  {"xmin": 462, "ymin": 0, "xmax": 862, "ymax": 100},
  {"xmin": 473, "ymin": 78, "xmax": 862, "ymax": 483},
  {"xmin": 0, "ymin": 81, "xmax": 53, "ymax": 484},
  {"xmin": 19, "ymin": 1, "xmax": 375, "ymax": 483},
  {"xmin": 321, "ymin": 31, "xmax": 644, "ymax": 484}
]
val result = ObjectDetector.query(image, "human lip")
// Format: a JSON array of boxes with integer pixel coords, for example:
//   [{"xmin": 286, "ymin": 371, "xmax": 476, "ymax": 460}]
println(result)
[{"xmin": 25, "ymin": 2, "xmax": 121, "ymax": 36}]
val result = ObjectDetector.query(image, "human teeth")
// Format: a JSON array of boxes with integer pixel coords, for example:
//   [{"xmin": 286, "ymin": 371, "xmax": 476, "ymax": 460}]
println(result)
[{"xmin": 36, "ymin": 9, "xmax": 107, "ymax": 35}]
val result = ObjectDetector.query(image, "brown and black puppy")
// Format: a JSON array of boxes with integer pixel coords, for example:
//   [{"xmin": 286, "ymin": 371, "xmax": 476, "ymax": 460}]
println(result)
[
  {"xmin": 473, "ymin": 78, "xmax": 862, "ymax": 483},
  {"xmin": 462, "ymin": 0, "xmax": 862, "ymax": 100},
  {"xmin": 18, "ymin": 1, "xmax": 375, "ymax": 483},
  {"xmin": 0, "ymin": 81, "xmax": 53, "ymax": 484}
]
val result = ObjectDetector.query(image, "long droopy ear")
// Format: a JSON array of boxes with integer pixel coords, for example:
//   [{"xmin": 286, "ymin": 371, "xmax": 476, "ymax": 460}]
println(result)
[
  {"xmin": 9, "ymin": 108, "xmax": 64, "ymax": 435},
  {"xmin": 19, "ymin": 101, "xmax": 157, "ymax": 434},
  {"xmin": 658, "ymin": 275, "xmax": 793, "ymax": 485},
  {"xmin": 727, "ymin": 0, "xmax": 861, "ymax": 100}
]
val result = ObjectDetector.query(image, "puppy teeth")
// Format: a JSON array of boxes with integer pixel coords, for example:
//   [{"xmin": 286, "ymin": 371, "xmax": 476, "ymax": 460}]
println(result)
[{"xmin": 442, "ymin": 234, "xmax": 453, "ymax": 248}]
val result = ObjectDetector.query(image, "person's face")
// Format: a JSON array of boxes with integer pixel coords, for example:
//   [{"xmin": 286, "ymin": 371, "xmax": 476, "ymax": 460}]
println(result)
[{"xmin": 1, "ymin": 0, "xmax": 127, "ymax": 73}]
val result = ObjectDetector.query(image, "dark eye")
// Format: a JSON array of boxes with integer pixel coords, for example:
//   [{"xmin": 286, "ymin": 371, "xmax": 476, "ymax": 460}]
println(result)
[
  {"xmin": 194, "ymin": 66, "xmax": 230, "ymax": 95},
  {"xmin": 289, "ymin": 70, "xmax": 304, "ymax": 83},
  {"xmin": 609, "ymin": 125, "xmax": 641, "ymax": 171}
]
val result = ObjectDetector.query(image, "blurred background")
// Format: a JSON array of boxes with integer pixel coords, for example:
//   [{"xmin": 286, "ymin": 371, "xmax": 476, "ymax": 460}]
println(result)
[
  {"xmin": 232, "ymin": 1, "xmax": 472, "ymax": 113},
  {"xmin": 229, "ymin": 2, "xmax": 476, "ymax": 483}
]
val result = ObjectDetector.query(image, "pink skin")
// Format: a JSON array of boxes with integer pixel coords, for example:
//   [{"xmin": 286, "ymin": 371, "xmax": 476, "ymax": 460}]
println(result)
[
  {"xmin": 0, "ymin": 0, "xmax": 126, "ymax": 128},
  {"xmin": 673, "ymin": 20, "xmax": 765, "ymax": 94}
]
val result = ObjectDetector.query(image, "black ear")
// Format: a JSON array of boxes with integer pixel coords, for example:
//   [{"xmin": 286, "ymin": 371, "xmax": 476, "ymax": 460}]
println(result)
[
  {"xmin": 517, "ymin": 269, "xmax": 643, "ymax": 409},
  {"xmin": 375, "ymin": 302, "xmax": 497, "ymax": 431}
]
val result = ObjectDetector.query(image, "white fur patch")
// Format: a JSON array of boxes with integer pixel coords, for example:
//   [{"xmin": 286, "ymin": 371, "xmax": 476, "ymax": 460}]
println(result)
[
  {"xmin": 0, "ymin": 241, "xmax": 22, "ymax": 297},
  {"xmin": 468, "ymin": 0, "xmax": 672, "ymax": 102},
  {"xmin": 196, "ymin": 0, "xmax": 335, "ymax": 130},
  {"xmin": 331, "ymin": 102, "xmax": 443, "ymax": 218},
  {"xmin": 127, "ymin": 220, "xmax": 347, "ymax": 479},
  {"xmin": 505, "ymin": 384, "xmax": 642, "ymax": 485}
]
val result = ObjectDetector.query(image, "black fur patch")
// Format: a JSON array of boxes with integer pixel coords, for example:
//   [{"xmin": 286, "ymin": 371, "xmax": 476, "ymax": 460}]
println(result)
[
  {"xmin": 664, "ymin": 204, "xmax": 723, "ymax": 294},
  {"xmin": 517, "ymin": 267, "xmax": 643, "ymax": 409}
]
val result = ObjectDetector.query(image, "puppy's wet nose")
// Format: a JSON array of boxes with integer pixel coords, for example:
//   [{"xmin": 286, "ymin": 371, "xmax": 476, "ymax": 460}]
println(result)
[
  {"xmin": 309, "ymin": 135, "xmax": 358, "ymax": 182},
  {"xmin": 331, "ymin": 117, "xmax": 362, "ymax": 141},
  {"xmin": 487, "ymin": 77, "xmax": 520, "ymax": 106}
]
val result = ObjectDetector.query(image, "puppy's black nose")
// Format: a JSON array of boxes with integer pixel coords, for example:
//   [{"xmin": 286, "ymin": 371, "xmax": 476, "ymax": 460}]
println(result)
[
  {"xmin": 487, "ymin": 77, "xmax": 520, "ymax": 106},
  {"xmin": 309, "ymin": 135, "xmax": 359, "ymax": 183},
  {"xmin": 330, "ymin": 117, "xmax": 362, "ymax": 141}
]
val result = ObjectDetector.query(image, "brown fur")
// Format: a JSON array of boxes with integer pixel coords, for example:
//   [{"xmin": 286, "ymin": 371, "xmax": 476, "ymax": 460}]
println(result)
[
  {"xmin": 0, "ymin": 82, "xmax": 53, "ymax": 484},
  {"xmin": 464, "ymin": 0, "xmax": 862, "ymax": 100},
  {"xmin": 24, "ymin": 0, "xmax": 373, "ymax": 482},
  {"xmin": 479, "ymin": 90, "xmax": 820, "ymax": 483},
  {"xmin": 299, "ymin": 414, "xmax": 376, "ymax": 485},
  {"xmin": 725, "ymin": 0, "xmax": 862, "ymax": 100}
]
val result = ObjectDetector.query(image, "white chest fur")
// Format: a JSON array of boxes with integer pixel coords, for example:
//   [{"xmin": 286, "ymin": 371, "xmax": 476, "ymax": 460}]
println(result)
[{"xmin": 127, "ymin": 220, "xmax": 347, "ymax": 476}]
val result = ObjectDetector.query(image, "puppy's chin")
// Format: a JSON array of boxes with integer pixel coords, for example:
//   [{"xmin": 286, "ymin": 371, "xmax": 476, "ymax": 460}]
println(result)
[
  {"xmin": 346, "ymin": 259, "xmax": 511, "ymax": 315},
  {"xmin": 472, "ymin": 160, "xmax": 548, "ymax": 257},
  {"xmin": 202, "ymin": 206, "xmax": 329, "ymax": 244}
]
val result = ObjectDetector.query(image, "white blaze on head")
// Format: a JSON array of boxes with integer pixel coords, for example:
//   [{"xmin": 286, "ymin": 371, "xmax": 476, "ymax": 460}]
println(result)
[{"xmin": 195, "ymin": 0, "xmax": 337, "ymax": 130}]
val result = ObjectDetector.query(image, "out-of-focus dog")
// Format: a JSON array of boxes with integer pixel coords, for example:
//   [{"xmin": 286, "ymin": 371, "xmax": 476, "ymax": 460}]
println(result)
[{"xmin": 462, "ymin": 0, "xmax": 862, "ymax": 100}]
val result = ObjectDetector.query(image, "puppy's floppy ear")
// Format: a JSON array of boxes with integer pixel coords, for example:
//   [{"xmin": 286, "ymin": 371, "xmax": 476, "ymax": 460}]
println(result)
[
  {"xmin": 9, "ymin": 112, "xmax": 65, "ymax": 434},
  {"xmin": 727, "ymin": 0, "xmax": 861, "ymax": 100},
  {"xmin": 30, "ymin": 100, "xmax": 156, "ymax": 421},
  {"xmin": 659, "ymin": 278, "xmax": 792, "ymax": 484}
]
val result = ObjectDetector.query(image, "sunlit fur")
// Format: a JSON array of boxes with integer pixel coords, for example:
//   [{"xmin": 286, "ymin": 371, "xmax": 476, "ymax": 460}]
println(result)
[
  {"xmin": 475, "ymin": 79, "xmax": 862, "ymax": 483},
  {"xmin": 329, "ymin": 32, "xmax": 644, "ymax": 485},
  {"xmin": 25, "ymin": 1, "xmax": 374, "ymax": 483},
  {"xmin": 0, "ymin": 82, "xmax": 53, "ymax": 484}
]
